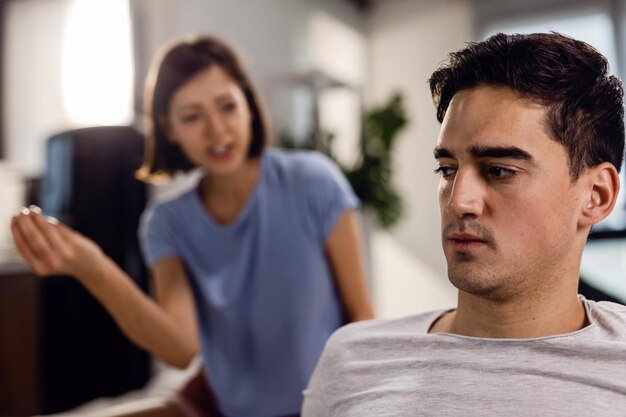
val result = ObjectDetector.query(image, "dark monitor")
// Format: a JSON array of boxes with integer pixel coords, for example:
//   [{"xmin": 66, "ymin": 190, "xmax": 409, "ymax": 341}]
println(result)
[{"xmin": 38, "ymin": 125, "xmax": 150, "ymax": 413}]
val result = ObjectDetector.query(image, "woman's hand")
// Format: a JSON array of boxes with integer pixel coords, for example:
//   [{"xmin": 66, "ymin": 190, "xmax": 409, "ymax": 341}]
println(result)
[
  {"xmin": 11, "ymin": 206, "xmax": 198, "ymax": 367},
  {"xmin": 10, "ymin": 206, "xmax": 105, "ymax": 280}
]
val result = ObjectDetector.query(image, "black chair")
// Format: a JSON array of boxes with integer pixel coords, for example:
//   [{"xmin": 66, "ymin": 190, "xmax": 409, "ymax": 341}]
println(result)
[{"xmin": 38, "ymin": 126, "xmax": 150, "ymax": 413}]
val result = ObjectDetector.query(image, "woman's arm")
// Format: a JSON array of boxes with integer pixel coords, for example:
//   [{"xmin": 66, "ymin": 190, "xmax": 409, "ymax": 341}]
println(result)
[
  {"xmin": 11, "ymin": 208, "xmax": 199, "ymax": 368},
  {"xmin": 151, "ymin": 256, "xmax": 200, "ymax": 359},
  {"xmin": 325, "ymin": 210, "xmax": 375, "ymax": 322}
]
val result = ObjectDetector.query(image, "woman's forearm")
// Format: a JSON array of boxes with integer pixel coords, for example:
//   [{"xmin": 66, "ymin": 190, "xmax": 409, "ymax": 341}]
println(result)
[
  {"xmin": 11, "ymin": 210, "xmax": 198, "ymax": 367},
  {"xmin": 77, "ymin": 255, "xmax": 199, "ymax": 368}
]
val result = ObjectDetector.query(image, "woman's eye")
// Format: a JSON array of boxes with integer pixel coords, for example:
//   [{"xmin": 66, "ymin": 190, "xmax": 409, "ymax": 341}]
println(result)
[
  {"xmin": 488, "ymin": 166, "xmax": 517, "ymax": 179},
  {"xmin": 220, "ymin": 102, "xmax": 237, "ymax": 113},
  {"xmin": 180, "ymin": 114, "xmax": 201, "ymax": 123},
  {"xmin": 434, "ymin": 166, "xmax": 456, "ymax": 178}
]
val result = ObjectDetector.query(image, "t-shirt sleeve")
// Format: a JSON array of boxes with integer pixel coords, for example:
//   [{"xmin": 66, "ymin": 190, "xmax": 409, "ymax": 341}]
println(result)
[
  {"xmin": 138, "ymin": 203, "xmax": 180, "ymax": 267},
  {"xmin": 302, "ymin": 337, "xmax": 337, "ymax": 417},
  {"xmin": 302, "ymin": 324, "xmax": 358, "ymax": 417},
  {"xmin": 302, "ymin": 369, "xmax": 330, "ymax": 417},
  {"xmin": 295, "ymin": 152, "xmax": 360, "ymax": 243}
]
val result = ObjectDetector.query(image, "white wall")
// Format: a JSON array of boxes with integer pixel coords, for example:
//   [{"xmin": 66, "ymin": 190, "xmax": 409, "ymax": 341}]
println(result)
[
  {"xmin": 364, "ymin": 0, "xmax": 477, "ymax": 315},
  {"xmin": 3, "ymin": 0, "xmax": 71, "ymax": 177},
  {"xmin": 130, "ymin": 0, "xmax": 367, "ymax": 141},
  {"xmin": 372, "ymin": 228, "xmax": 457, "ymax": 318},
  {"xmin": 4, "ymin": 0, "xmax": 135, "ymax": 177},
  {"xmin": 368, "ymin": 0, "xmax": 473, "ymax": 281}
]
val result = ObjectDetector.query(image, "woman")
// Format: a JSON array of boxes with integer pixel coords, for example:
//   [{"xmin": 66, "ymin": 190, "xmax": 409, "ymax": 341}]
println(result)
[{"xmin": 11, "ymin": 35, "xmax": 373, "ymax": 417}]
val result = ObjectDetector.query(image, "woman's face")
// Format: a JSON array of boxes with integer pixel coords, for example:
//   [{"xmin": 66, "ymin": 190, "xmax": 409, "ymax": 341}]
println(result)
[{"xmin": 166, "ymin": 65, "xmax": 253, "ymax": 177}]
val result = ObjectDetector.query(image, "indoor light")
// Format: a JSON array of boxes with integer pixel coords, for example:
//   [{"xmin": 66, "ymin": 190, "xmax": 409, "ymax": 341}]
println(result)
[{"xmin": 61, "ymin": 0, "xmax": 134, "ymax": 126}]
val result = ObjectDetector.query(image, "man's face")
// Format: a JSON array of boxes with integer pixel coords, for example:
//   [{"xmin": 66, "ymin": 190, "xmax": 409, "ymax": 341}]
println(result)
[{"xmin": 435, "ymin": 86, "xmax": 587, "ymax": 300}]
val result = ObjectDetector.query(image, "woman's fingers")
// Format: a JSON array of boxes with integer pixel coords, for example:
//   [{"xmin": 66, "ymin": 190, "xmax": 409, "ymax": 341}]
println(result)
[
  {"xmin": 54, "ymin": 220, "xmax": 76, "ymax": 241},
  {"xmin": 13, "ymin": 209, "xmax": 54, "ymax": 259},
  {"xmin": 11, "ymin": 215, "xmax": 49, "ymax": 275},
  {"xmin": 31, "ymin": 209, "xmax": 67, "ymax": 255},
  {"xmin": 10, "ymin": 207, "xmax": 71, "ymax": 275},
  {"xmin": 10, "ymin": 206, "xmax": 104, "ymax": 280}
]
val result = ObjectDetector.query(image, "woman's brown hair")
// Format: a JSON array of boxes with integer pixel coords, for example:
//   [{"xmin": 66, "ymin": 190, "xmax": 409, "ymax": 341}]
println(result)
[{"xmin": 137, "ymin": 34, "xmax": 270, "ymax": 182}]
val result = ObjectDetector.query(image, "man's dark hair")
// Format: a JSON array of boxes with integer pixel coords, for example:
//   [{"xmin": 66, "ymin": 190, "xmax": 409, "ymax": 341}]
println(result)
[{"xmin": 429, "ymin": 32, "xmax": 625, "ymax": 179}]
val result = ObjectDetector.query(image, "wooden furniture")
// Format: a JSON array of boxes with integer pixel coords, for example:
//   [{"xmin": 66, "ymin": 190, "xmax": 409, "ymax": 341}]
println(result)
[
  {"xmin": 0, "ymin": 257, "xmax": 151, "ymax": 416},
  {"xmin": 0, "ymin": 261, "xmax": 40, "ymax": 416},
  {"xmin": 0, "ymin": 126, "xmax": 152, "ymax": 416}
]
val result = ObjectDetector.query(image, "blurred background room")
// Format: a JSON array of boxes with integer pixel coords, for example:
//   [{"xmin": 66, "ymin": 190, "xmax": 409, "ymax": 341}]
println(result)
[{"xmin": 0, "ymin": 0, "xmax": 624, "ymax": 415}]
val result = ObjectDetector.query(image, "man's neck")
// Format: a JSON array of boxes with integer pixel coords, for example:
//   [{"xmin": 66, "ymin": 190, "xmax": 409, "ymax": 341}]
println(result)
[{"xmin": 430, "ymin": 288, "xmax": 588, "ymax": 339}]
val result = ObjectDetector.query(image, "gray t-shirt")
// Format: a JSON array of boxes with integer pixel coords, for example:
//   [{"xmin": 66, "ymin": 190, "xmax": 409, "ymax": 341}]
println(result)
[{"xmin": 303, "ymin": 297, "xmax": 626, "ymax": 416}]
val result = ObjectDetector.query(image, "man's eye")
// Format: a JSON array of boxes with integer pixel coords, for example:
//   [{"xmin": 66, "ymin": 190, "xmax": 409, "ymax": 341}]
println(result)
[
  {"xmin": 434, "ymin": 166, "xmax": 456, "ymax": 178},
  {"xmin": 488, "ymin": 166, "xmax": 517, "ymax": 179}
]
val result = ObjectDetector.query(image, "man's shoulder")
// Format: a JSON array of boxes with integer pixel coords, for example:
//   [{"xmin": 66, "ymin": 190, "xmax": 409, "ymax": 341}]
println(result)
[
  {"xmin": 327, "ymin": 310, "xmax": 446, "ymax": 350},
  {"xmin": 586, "ymin": 298, "xmax": 626, "ymax": 338},
  {"xmin": 311, "ymin": 311, "xmax": 446, "ymax": 393},
  {"xmin": 589, "ymin": 298, "xmax": 626, "ymax": 315}
]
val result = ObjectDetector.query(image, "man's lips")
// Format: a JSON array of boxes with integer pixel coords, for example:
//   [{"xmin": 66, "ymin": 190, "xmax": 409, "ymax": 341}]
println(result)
[
  {"xmin": 448, "ymin": 232, "xmax": 486, "ymax": 242},
  {"xmin": 446, "ymin": 232, "xmax": 490, "ymax": 249},
  {"xmin": 442, "ymin": 222, "xmax": 497, "ymax": 250}
]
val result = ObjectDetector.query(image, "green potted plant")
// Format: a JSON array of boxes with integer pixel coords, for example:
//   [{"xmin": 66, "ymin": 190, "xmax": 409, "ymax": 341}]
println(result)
[
  {"xmin": 280, "ymin": 93, "xmax": 408, "ymax": 228},
  {"xmin": 342, "ymin": 93, "xmax": 407, "ymax": 228}
]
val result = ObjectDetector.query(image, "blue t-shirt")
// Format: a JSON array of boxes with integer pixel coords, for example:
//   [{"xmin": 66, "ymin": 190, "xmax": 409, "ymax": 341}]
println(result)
[{"xmin": 140, "ymin": 149, "xmax": 359, "ymax": 417}]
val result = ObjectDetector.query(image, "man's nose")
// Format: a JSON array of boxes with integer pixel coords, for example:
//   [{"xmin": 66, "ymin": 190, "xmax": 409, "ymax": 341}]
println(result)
[{"xmin": 446, "ymin": 169, "xmax": 485, "ymax": 218}]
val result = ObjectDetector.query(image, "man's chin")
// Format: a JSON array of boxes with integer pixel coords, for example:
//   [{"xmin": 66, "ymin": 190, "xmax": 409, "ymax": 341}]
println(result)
[
  {"xmin": 447, "ymin": 267, "xmax": 503, "ymax": 298},
  {"xmin": 449, "ymin": 273, "xmax": 523, "ymax": 302},
  {"xmin": 451, "ymin": 280, "xmax": 496, "ymax": 297}
]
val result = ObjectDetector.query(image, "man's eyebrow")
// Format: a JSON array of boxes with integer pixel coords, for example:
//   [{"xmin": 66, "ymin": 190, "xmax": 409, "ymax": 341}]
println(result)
[
  {"xmin": 470, "ymin": 146, "xmax": 533, "ymax": 161},
  {"xmin": 433, "ymin": 147, "xmax": 454, "ymax": 159}
]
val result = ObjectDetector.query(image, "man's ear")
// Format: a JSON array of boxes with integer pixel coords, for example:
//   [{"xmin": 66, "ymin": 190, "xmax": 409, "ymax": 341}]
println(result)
[
  {"xmin": 158, "ymin": 115, "xmax": 177, "ymax": 144},
  {"xmin": 578, "ymin": 162, "xmax": 621, "ymax": 227}
]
